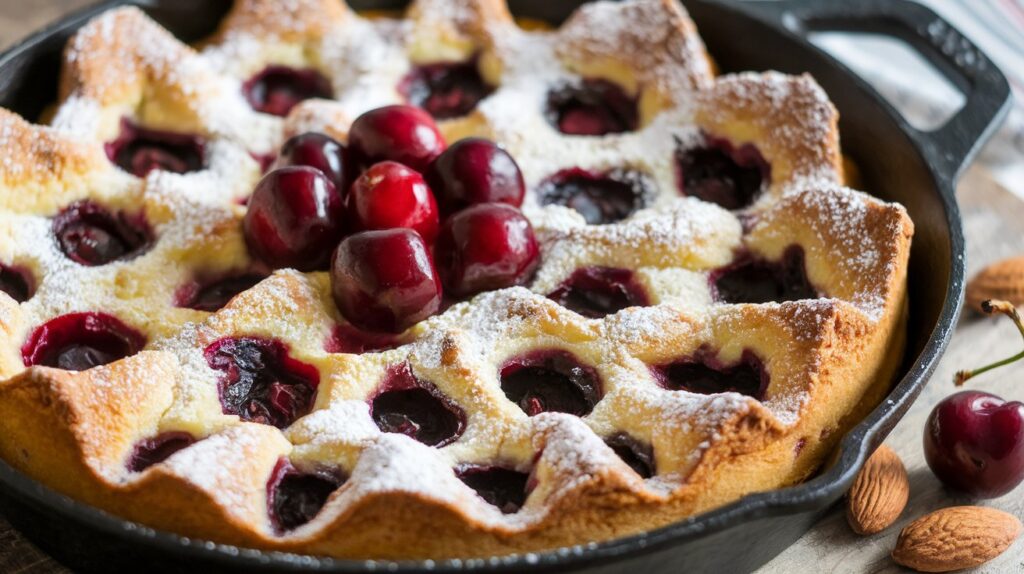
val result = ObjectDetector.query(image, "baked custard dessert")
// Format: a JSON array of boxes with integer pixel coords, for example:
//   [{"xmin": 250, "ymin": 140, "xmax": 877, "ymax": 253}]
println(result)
[{"xmin": 0, "ymin": 0, "xmax": 913, "ymax": 560}]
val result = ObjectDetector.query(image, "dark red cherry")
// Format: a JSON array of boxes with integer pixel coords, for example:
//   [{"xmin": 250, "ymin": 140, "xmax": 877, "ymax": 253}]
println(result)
[
  {"xmin": 205, "ymin": 337, "xmax": 319, "ymax": 429},
  {"xmin": 546, "ymin": 78, "xmax": 638, "ymax": 136},
  {"xmin": 53, "ymin": 200, "xmax": 152, "ymax": 267},
  {"xmin": 266, "ymin": 459, "xmax": 345, "ymax": 533},
  {"xmin": 652, "ymin": 349, "xmax": 768, "ymax": 400},
  {"xmin": 0, "ymin": 264, "xmax": 33, "ymax": 303},
  {"xmin": 176, "ymin": 273, "xmax": 267, "ymax": 312},
  {"xmin": 677, "ymin": 136, "xmax": 770, "ymax": 210},
  {"xmin": 348, "ymin": 105, "xmax": 447, "ymax": 173},
  {"xmin": 21, "ymin": 312, "xmax": 146, "ymax": 371},
  {"xmin": 434, "ymin": 203, "xmax": 539, "ymax": 298},
  {"xmin": 331, "ymin": 229, "xmax": 442, "ymax": 334},
  {"xmin": 273, "ymin": 132, "xmax": 349, "ymax": 193},
  {"xmin": 127, "ymin": 432, "xmax": 196, "ymax": 472},
  {"xmin": 499, "ymin": 350, "xmax": 601, "ymax": 417},
  {"xmin": 712, "ymin": 247, "xmax": 817, "ymax": 304},
  {"xmin": 399, "ymin": 58, "xmax": 494, "ymax": 119},
  {"xmin": 104, "ymin": 119, "xmax": 205, "ymax": 177},
  {"xmin": 243, "ymin": 65, "xmax": 333, "ymax": 117},
  {"xmin": 426, "ymin": 138, "xmax": 524, "ymax": 214},
  {"xmin": 924, "ymin": 391, "xmax": 1024, "ymax": 498},
  {"xmin": 370, "ymin": 363, "xmax": 465, "ymax": 447},
  {"xmin": 536, "ymin": 168, "xmax": 649, "ymax": 225},
  {"xmin": 547, "ymin": 266, "xmax": 649, "ymax": 318},
  {"xmin": 243, "ymin": 166, "xmax": 345, "ymax": 271},
  {"xmin": 604, "ymin": 433, "xmax": 655, "ymax": 478},
  {"xmin": 456, "ymin": 465, "xmax": 530, "ymax": 514},
  {"xmin": 346, "ymin": 161, "xmax": 440, "ymax": 243},
  {"xmin": 324, "ymin": 323, "xmax": 403, "ymax": 354}
]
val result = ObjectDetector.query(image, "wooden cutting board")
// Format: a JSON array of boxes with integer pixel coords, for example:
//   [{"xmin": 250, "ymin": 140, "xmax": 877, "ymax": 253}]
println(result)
[{"xmin": 0, "ymin": 3, "xmax": 1023, "ymax": 572}]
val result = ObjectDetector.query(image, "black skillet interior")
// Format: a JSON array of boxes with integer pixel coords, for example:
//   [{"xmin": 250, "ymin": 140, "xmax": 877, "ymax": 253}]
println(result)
[{"xmin": 0, "ymin": 0, "xmax": 1011, "ymax": 573}]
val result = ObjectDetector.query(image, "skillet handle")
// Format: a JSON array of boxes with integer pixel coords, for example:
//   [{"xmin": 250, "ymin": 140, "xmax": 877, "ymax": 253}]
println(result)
[{"xmin": 736, "ymin": 0, "xmax": 1013, "ymax": 185}]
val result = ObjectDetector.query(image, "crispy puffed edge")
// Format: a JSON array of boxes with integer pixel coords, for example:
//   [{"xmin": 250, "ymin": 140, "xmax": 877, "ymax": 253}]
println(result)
[
  {"xmin": 0, "ymin": 108, "xmax": 115, "ymax": 213},
  {"xmin": 210, "ymin": 0, "xmax": 351, "ymax": 43},
  {"xmin": 554, "ymin": 0, "xmax": 715, "ymax": 123},
  {"xmin": 694, "ymin": 72, "xmax": 845, "ymax": 197}
]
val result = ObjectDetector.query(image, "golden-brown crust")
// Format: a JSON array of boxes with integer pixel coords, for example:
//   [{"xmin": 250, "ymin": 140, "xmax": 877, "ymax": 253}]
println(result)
[{"xmin": 0, "ymin": 0, "xmax": 914, "ymax": 562}]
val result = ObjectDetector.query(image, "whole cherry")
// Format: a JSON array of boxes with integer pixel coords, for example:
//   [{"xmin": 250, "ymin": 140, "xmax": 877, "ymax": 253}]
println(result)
[
  {"xmin": 434, "ymin": 203, "xmax": 540, "ymax": 298},
  {"xmin": 273, "ymin": 132, "xmax": 349, "ymax": 194},
  {"xmin": 927, "ymin": 299, "xmax": 1024, "ymax": 498},
  {"xmin": 347, "ymin": 105, "xmax": 447, "ymax": 173},
  {"xmin": 425, "ymin": 138, "xmax": 525, "ymax": 214},
  {"xmin": 243, "ymin": 166, "xmax": 345, "ymax": 272},
  {"xmin": 347, "ymin": 161, "xmax": 440, "ymax": 243},
  {"xmin": 330, "ymin": 229, "xmax": 442, "ymax": 333}
]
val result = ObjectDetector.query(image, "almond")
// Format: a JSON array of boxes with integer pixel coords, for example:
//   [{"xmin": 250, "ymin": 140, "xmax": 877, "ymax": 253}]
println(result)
[
  {"xmin": 966, "ymin": 256, "xmax": 1024, "ymax": 312},
  {"xmin": 846, "ymin": 444, "xmax": 908, "ymax": 534},
  {"xmin": 892, "ymin": 506, "xmax": 1022, "ymax": 572}
]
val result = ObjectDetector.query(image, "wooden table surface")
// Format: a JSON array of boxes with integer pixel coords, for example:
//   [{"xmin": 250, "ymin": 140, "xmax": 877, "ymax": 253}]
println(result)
[{"xmin": 1, "ymin": 2, "xmax": 1023, "ymax": 572}]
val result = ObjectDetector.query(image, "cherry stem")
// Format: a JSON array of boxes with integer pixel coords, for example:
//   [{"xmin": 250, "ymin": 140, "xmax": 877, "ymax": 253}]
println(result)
[{"xmin": 955, "ymin": 299, "xmax": 1024, "ymax": 386}]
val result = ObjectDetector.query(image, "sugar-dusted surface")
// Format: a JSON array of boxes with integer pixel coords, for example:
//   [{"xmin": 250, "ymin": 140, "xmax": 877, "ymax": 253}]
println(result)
[{"xmin": 0, "ymin": 0, "xmax": 913, "ymax": 563}]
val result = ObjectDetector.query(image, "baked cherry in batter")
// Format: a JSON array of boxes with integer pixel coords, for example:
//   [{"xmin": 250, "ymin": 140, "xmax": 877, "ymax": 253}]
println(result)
[
  {"xmin": 205, "ymin": 337, "xmax": 319, "ymax": 429},
  {"xmin": 400, "ymin": 59, "xmax": 494, "ymax": 119},
  {"xmin": 53, "ymin": 200, "xmax": 152, "ymax": 267},
  {"xmin": 547, "ymin": 266, "xmax": 649, "ymax": 318},
  {"xmin": 653, "ymin": 349, "xmax": 768, "ymax": 400},
  {"xmin": 456, "ymin": 465, "xmax": 531, "ymax": 514},
  {"xmin": 22, "ymin": 312, "xmax": 146, "ymax": 371},
  {"xmin": 677, "ymin": 137, "xmax": 770, "ymax": 210},
  {"xmin": 105, "ymin": 120, "xmax": 206, "ymax": 177},
  {"xmin": 243, "ymin": 65, "xmax": 332, "ymax": 117},
  {"xmin": 546, "ymin": 79, "xmax": 638, "ymax": 136},
  {"xmin": 267, "ymin": 459, "xmax": 346, "ymax": 532},
  {"xmin": 500, "ymin": 350, "xmax": 602, "ymax": 417},
  {"xmin": 127, "ymin": 432, "xmax": 196, "ymax": 472},
  {"xmin": 536, "ymin": 168, "xmax": 648, "ymax": 225},
  {"xmin": 370, "ymin": 363, "xmax": 465, "ymax": 447}
]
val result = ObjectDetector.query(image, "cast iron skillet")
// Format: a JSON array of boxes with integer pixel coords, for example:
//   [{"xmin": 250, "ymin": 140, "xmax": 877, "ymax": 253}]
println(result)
[{"xmin": 0, "ymin": 0, "xmax": 1011, "ymax": 572}]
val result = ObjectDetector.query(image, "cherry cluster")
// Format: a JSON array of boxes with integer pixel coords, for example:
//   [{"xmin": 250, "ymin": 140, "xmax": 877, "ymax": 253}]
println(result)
[{"xmin": 243, "ymin": 105, "xmax": 540, "ymax": 334}]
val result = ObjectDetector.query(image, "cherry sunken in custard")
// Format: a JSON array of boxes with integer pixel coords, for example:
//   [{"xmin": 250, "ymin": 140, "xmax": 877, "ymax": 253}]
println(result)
[
  {"xmin": 243, "ymin": 65, "xmax": 333, "ymax": 117},
  {"xmin": 105, "ymin": 119, "xmax": 206, "ymax": 177},
  {"xmin": 676, "ymin": 135, "xmax": 770, "ymax": 210},
  {"xmin": 456, "ymin": 465, "xmax": 530, "ymax": 514},
  {"xmin": 266, "ymin": 459, "xmax": 346, "ymax": 533},
  {"xmin": 500, "ymin": 350, "xmax": 602, "ymax": 417},
  {"xmin": 53, "ymin": 200, "xmax": 153, "ymax": 267},
  {"xmin": 536, "ymin": 168, "xmax": 650, "ymax": 225},
  {"xmin": 176, "ymin": 273, "xmax": 267, "ymax": 312},
  {"xmin": 652, "ymin": 348, "xmax": 768, "ymax": 400},
  {"xmin": 325, "ymin": 323, "xmax": 404, "ymax": 355},
  {"xmin": 546, "ymin": 78, "xmax": 638, "ymax": 136},
  {"xmin": 205, "ymin": 337, "xmax": 319, "ymax": 429},
  {"xmin": 127, "ymin": 432, "xmax": 196, "ymax": 472},
  {"xmin": 399, "ymin": 58, "xmax": 495, "ymax": 119},
  {"xmin": 370, "ymin": 363, "xmax": 465, "ymax": 447},
  {"xmin": 21, "ymin": 312, "xmax": 146, "ymax": 371},
  {"xmin": 548, "ymin": 266, "xmax": 649, "ymax": 318},
  {"xmin": 0, "ymin": 264, "xmax": 33, "ymax": 303},
  {"xmin": 712, "ymin": 246, "xmax": 817, "ymax": 304},
  {"xmin": 604, "ymin": 433, "xmax": 655, "ymax": 479}
]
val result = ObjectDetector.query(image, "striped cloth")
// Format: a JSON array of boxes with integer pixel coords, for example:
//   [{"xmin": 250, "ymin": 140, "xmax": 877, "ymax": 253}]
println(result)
[{"xmin": 787, "ymin": 0, "xmax": 1024, "ymax": 196}]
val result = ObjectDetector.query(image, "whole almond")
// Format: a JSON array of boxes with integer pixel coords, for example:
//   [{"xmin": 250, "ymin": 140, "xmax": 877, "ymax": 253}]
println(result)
[
  {"xmin": 892, "ymin": 506, "xmax": 1022, "ymax": 572},
  {"xmin": 846, "ymin": 444, "xmax": 909, "ymax": 534},
  {"xmin": 966, "ymin": 256, "xmax": 1024, "ymax": 312}
]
